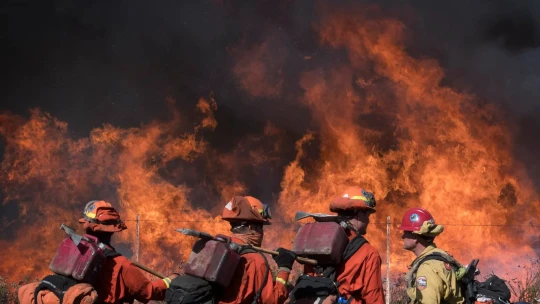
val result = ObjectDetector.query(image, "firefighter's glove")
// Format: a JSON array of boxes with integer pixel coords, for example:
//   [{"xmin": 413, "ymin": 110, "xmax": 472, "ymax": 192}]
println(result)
[
  {"xmin": 162, "ymin": 273, "xmax": 180, "ymax": 288},
  {"xmin": 273, "ymin": 248, "xmax": 296, "ymax": 272}
]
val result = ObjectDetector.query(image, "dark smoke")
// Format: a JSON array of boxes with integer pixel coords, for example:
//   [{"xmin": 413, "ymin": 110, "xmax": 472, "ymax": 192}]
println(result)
[
  {"xmin": 3, "ymin": 1, "xmax": 538, "ymax": 122},
  {"xmin": 2, "ymin": 0, "xmax": 540, "ymax": 204},
  {"xmin": 485, "ymin": 9, "xmax": 540, "ymax": 53}
]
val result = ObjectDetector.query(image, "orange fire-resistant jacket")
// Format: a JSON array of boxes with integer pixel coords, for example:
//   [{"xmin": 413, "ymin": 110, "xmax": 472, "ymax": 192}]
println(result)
[
  {"xmin": 18, "ymin": 282, "xmax": 60, "ymax": 304},
  {"xmin": 218, "ymin": 237, "xmax": 290, "ymax": 304},
  {"xmin": 17, "ymin": 256, "xmax": 167, "ymax": 304},
  {"xmin": 18, "ymin": 282, "xmax": 98, "ymax": 304},
  {"xmin": 94, "ymin": 255, "xmax": 168, "ymax": 303},
  {"xmin": 304, "ymin": 232, "xmax": 385, "ymax": 304}
]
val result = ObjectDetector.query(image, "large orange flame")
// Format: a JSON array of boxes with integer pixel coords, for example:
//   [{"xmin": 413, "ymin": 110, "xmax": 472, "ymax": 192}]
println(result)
[
  {"xmin": 277, "ymin": 4, "xmax": 539, "ymax": 275},
  {"xmin": 1, "ymin": 3, "xmax": 538, "ymax": 290}
]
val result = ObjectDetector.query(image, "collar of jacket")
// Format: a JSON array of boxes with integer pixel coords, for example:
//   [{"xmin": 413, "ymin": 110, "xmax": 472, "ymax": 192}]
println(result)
[
  {"xmin": 408, "ymin": 244, "xmax": 438, "ymax": 269},
  {"xmin": 405, "ymin": 244, "xmax": 444, "ymax": 287}
]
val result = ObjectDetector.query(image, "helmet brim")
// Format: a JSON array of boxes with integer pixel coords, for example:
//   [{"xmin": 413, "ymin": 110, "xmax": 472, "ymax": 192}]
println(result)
[
  {"xmin": 398, "ymin": 225, "xmax": 418, "ymax": 232},
  {"xmin": 330, "ymin": 197, "xmax": 376, "ymax": 213}
]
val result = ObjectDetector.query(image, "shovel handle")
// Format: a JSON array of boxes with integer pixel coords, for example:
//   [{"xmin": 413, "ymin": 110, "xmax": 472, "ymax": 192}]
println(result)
[
  {"xmin": 252, "ymin": 246, "xmax": 318, "ymax": 265},
  {"xmin": 131, "ymin": 260, "xmax": 167, "ymax": 279}
]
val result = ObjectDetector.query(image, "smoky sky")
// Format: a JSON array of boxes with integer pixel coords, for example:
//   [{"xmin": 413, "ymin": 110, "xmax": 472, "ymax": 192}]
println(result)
[{"xmin": 2, "ymin": 0, "xmax": 540, "ymax": 188}]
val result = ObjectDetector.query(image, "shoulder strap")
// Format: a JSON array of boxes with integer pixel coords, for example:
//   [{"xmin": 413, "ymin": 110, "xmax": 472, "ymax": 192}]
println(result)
[
  {"xmin": 237, "ymin": 245, "xmax": 270, "ymax": 304},
  {"xmin": 406, "ymin": 252, "xmax": 460, "ymax": 288},
  {"xmin": 252, "ymin": 251, "xmax": 270, "ymax": 304},
  {"xmin": 238, "ymin": 246, "xmax": 257, "ymax": 255},
  {"xmin": 342, "ymin": 235, "xmax": 367, "ymax": 261},
  {"xmin": 418, "ymin": 253, "xmax": 459, "ymax": 270},
  {"xmin": 103, "ymin": 247, "xmax": 122, "ymax": 258}
]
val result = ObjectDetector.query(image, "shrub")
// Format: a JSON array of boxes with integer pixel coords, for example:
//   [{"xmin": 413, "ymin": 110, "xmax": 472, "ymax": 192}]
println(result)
[
  {"xmin": 506, "ymin": 259, "xmax": 540, "ymax": 303},
  {"xmin": 0, "ymin": 276, "xmax": 20, "ymax": 304}
]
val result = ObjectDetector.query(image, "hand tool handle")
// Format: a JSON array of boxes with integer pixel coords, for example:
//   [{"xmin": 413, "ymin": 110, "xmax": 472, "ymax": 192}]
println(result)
[
  {"xmin": 252, "ymin": 246, "xmax": 318, "ymax": 265},
  {"xmin": 131, "ymin": 260, "xmax": 167, "ymax": 279}
]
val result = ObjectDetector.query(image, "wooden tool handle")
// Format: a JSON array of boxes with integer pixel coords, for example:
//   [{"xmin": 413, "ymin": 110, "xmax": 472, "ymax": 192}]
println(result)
[
  {"xmin": 252, "ymin": 246, "xmax": 318, "ymax": 265},
  {"xmin": 131, "ymin": 260, "xmax": 167, "ymax": 279},
  {"xmin": 294, "ymin": 256, "xmax": 318, "ymax": 265}
]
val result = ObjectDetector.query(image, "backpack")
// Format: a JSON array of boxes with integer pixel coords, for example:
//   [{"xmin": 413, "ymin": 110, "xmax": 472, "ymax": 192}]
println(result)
[
  {"xmin": 288, "ymin": 235, "xmax": 367, "ymax": 304},
  {"xmin": 165, "ymin": 246, "xmax": 270, "ymax": 304},
  {"xmin": 474, "ymin": 275, "xmax": 511, "ymax": 304},
  {"xmin": 410, "ymin": 254, "xmax": 511, "ymax": 304},
  {"xmin": 33, "ymin": 248, "xmax": 121, "ymax": 304},
  {"xmin": 165, "ymin": 275, "xmax": 216, "ymax": 304}
]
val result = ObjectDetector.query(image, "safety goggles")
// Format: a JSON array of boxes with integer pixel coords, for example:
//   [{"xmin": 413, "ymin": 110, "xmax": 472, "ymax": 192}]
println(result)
[
  {"xmin": 260, "ymin": 204, "xmax": 272, "ymax": 220},
  {"xmin": 82, "ymin": 200, "xmax": 123, "ymax": 224},
  {"xmin": 83, "ymin": 200, "xmax": 111, "ymax": 219}
]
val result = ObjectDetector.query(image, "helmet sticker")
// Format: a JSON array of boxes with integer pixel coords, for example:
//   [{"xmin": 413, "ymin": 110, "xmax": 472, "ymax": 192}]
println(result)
[{"xmin": 410, "ymin": 213, "xmax": 420, "ymax": 222}]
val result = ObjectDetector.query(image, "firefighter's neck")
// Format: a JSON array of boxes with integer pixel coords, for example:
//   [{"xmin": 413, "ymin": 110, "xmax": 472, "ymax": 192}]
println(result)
[
  {"xmin": 412, "ymin": 243, "xmax": 427, "ymax": 257},
  {"xmin": 413, "ymin": 238, "xmax": 432, "ymax": 257},
  {"xmin": 87, "ymin": 230, "xmax": 114, "ymax": 246}
]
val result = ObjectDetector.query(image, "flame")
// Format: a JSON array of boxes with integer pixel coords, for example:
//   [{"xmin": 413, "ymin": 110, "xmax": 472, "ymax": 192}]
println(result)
[
  {"xmin": 1, "ymin": 3, "xmax": 539, "ymax": 291},
  {"xmin": 0, "ymin": 99, "xmax": 232, "ymax": 280},
  {"xmin": 277, "ymin": 4, "xmax": 539, "ymax": 275},
  {"xmin": 0, "ymin": 96, "xmax": 292, "ymax": 281}
]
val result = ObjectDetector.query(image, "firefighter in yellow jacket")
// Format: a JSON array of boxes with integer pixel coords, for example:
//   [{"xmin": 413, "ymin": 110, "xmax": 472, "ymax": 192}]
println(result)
[{"xmin": 398, "ymin": 207, "xmax": 464, "ymax": 304}]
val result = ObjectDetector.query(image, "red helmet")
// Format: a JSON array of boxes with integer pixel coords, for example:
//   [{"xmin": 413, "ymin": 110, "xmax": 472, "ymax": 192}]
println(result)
[
  {"xmin": 221, "ymin": 196, "xmax": 271, "ymax": 225},
  {"xmin": 329, "ymin": 186, "xmax": 376, "ymax": 213},
  {"xmin": 398, "ymin": 207, "xmax": 434, "ymax": 232},
  {"xmin": 78, "ymin": 200, "xmax": 127, "ymax": 233}
]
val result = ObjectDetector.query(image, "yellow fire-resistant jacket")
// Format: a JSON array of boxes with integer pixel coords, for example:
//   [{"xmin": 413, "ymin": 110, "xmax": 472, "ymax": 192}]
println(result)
[{"xmin": 405, "ymin": 244, "xmax": 465, "ymax": 304}]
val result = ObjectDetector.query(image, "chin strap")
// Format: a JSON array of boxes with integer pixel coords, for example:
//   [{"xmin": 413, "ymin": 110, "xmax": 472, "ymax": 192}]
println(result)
[{"xmin": 340, "ymin": 220, "xmax": 360, "ymax": 236}]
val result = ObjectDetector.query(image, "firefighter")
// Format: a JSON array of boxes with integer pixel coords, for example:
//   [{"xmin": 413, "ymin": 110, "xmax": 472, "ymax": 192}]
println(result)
[
  {"xmin": 327, "ymin": 186, "xmax": 385, "ymax": 304},
  {"xmin": 218, "ymin": 195, "xmax": 296, "ymax": 304},
  {"xmin": 78, "ymin": 200, "xmax": 176, "ymax": 303},
  {"xmin": 399, "ymin": 207, "xmax": 464, "ymax": 304},
  {"xmin": 18, "ymin": 200, "xmax": 175, "ymax": 304},
  {"xmin": 296, "ymin": 186, "xmax": 385, "ymax": 304}
]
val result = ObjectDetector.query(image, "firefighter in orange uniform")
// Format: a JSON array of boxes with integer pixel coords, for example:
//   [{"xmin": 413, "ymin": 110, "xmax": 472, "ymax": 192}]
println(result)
[
  {"xmin": 328, "ymin": 186, "xmax": 385, "ymax": 304},
  {"xmin": 300, "ymin": 186, "xmax": 385, "ymax": 304},
  {"xmin": 218, "ymin": 195, "xmax": 296, "ymax": 304},
  {"xmin": 18, "ymin": 200, "xmax": 175, "ymax": 304},
  {"xmin": 399, "ymin": 207, "xmax": 464, "ymax": 304}
]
